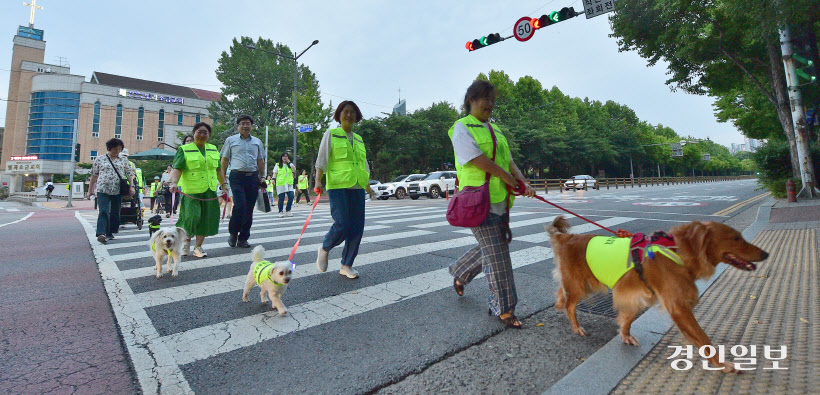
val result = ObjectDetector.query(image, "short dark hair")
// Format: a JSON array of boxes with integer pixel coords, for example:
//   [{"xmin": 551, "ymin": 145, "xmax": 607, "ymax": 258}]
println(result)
[
  {"xmin": 334, "ymin": 101, "xmax": 363, "ymax": 123},
  {"xmin": 463, "ymin": 80, "xmax": 496, "ymax": 114},
  {"xmin": 191, "ymin": 122, "xmax": 212, "ymax": 134},
  {"xmin": 106, "ymin": 138, "xmax": 124, "ymax": 151},
  {"xmin": 236, "ymin": 114, "xmax": 254, "ymax": 125}
]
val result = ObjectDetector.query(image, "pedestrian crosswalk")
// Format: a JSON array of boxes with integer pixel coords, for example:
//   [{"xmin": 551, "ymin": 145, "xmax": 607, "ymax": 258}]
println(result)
[{"xmin": 77, "ymin": 202, "xmax": 665, "ymax": 394}]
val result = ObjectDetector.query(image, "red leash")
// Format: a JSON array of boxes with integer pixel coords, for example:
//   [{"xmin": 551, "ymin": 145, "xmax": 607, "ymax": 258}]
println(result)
[
  {"xmin": 509, "ymin": 180, "xmax": 624, "ymax": 236},
  {"xmin": 286, "ymin": 188, "xmax": 323, "ymax": 266}
]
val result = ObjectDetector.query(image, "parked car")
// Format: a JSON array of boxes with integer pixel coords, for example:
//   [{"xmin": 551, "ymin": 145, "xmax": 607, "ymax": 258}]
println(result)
[
  {"xmin": 564, "ymin": 175, "xmax": 597, "ymax": 190},
  {"xmin": 408, "ymin": 171, "xmax": 457, "ymax": 199},
  {"xmin": 375, "ymin": 174, "xmax": 426, "ymax": 200}
]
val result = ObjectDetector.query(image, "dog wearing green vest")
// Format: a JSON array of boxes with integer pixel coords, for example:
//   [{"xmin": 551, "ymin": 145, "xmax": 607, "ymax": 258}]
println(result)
[
  {"xmin": 242, "ymin": 246, "xmax": 293, "ymax": 315},
  {"xmin": 547, "ymin": 215, "xmax": 768, "ymax": 373},
  {"xmin": 149, "ymin": 226, "xmax": 187, "ymax": 279}
]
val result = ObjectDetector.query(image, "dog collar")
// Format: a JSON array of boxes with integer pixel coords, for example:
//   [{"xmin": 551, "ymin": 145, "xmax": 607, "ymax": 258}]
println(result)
[{"xmin": 151, "ymin": 241, "xmax": 172, "ymax": 255}]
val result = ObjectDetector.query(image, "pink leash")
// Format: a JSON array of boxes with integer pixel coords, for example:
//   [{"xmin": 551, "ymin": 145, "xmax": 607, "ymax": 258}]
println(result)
[{"xmin": 286, "ymin": 189, "xmax": 323, "ymax": 268}]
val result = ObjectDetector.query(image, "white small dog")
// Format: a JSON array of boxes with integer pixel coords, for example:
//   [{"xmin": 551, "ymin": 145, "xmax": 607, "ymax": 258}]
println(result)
[
  {"xmin": 149, "ymin": 226, "xmax": 187, "ymax": 278},
  {"xmin": 242, "ymin": 246, "xmax": 292, "ymax": 314}
]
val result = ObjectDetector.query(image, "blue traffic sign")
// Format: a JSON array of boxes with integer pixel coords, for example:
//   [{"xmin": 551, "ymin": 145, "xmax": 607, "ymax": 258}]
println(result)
[{"xmin": 298, "ymin": 125, "xmax": 313, "ymax": 133}]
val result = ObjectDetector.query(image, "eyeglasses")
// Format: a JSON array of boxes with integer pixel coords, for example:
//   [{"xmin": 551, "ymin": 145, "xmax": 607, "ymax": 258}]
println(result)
[{"xmin": 238, "ymin": 122, "xmax": 252, "ymax": 126}]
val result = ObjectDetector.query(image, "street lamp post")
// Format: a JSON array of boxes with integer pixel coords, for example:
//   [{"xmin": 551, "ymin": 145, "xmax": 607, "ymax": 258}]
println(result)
[{"xmin": 245, "ymin": 40, "xmax": 319, "ymax": 169}]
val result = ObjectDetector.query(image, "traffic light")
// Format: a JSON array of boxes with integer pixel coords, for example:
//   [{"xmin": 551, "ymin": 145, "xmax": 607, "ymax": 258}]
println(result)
[
  {"xmin": 74, "ymin": 143, "xmax": 80, "ymax": 162},
  {"xmin": 530, "ymin": 7, "xmax": 579, "ymax": 30},
  {"xmin": 792, "ymin": 52, "xmax": 817, "ymax": 84},
  {"xmin": 466, "ymin": 33, "xmax": 502, "ymax": 51}
]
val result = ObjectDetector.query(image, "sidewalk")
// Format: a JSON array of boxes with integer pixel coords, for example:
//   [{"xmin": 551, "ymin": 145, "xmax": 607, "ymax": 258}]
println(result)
[{"xmin": 549, "ymin": 197, "xmax": 820, "ymax": 394}]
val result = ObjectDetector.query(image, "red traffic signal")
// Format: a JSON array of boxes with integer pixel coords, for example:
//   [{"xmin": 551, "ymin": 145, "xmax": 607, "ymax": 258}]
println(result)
[
  {"xmin": 466, "ymin": 41, "xmax": 474, "ymax": 51},
  {"xmin": 465, "ymin": 33, "xmax": 502, "ymax": 51}
]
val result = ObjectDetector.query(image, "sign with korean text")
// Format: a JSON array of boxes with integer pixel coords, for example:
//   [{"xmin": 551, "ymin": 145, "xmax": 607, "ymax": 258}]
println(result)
[
  {"xmin": 10, "ymin": 155, "xmax": 38, "ymax": 160},
  {"xmin": 298, "ymin": 124, "xmax": 314, "ymax": 133},
  {"xmin": 6, "ymin": 160, "xmax": 42, "ymax": 174},
  {"xmin": 583, "ymin": 0, "xmax": 617, "ymax": 19},
  {"xmin": 119, "ymin": 88, "xmax": 185, "ymax": 104}
]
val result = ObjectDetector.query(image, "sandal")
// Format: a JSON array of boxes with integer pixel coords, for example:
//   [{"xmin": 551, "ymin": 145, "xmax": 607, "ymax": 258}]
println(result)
[
  {"xmin": 491, "ymin": 309, "xmax": 523, "ymax": 329},
  {"xmin": 453, "ymin": 278, "xmax": 464, "ymax": 297}
]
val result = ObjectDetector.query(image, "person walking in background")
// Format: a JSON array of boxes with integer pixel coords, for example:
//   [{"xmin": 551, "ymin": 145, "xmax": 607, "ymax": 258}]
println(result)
[
  {"xmin": 160, "ymin": 165, "xmax": 173, "ymax": 217},
  {"xmin": 87, "ymin": 138, "xmax": 136, "ymax": 244},
  {"xmin": 168, "ymin": 123, "xmax": 226, "ymax": 258},
  {"xmin": 149, "ymin": 176, "xmax": 161, "ymax": 212},
  {"xmin": 295, "ymin": 169, "xmax": 311, "ymax": 206},
  {"xmin": 448, "ymin": 80, "xmax": 535, "ymax": 329},
  {"xmin": 220, "ymin": 114, "xmax": 265, "ymax": 248},
  {"xmin": 265, "ymin": 175, "xmax": 275, "ymax": 207},
  {"xmin": 272, "ymin": 153, "xmax": 297, "ymax": 217},
  {"xmin": 314, "ymin": 101, "xmax": 376, "ymax": 279},
  {"xmin": 120, "ymin": 148, "xmax": 144, "ymax": 208}
]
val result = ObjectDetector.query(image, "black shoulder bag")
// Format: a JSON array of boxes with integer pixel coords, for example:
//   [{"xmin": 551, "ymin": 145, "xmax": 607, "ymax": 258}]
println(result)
[{"xmin": 106, "ymin": 155, "xmax": 131, "ymax": 196}]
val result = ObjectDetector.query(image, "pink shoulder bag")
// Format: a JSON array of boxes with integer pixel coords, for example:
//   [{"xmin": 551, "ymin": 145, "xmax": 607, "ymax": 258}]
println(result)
[{"xmin": 446, "ymin": 124, "xmax": 497, "ymax": 228}]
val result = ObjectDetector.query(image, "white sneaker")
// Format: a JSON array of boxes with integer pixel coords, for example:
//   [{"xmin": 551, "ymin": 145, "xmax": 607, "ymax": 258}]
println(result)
[
  {"xmin": 286, "ymin": 211, "xmax": 293, "ymax": 217},
  {"xmin": 316, "ymin": 247, "xmax": 328, "ymax": 272},
  {"xmin": 182, "ymin": 239, "xmax": 191, "ymax": 256},
  {"xmin": 279, "ymin": 212, "xmax": 285, "ymax": 218},
  {"xmin": 340, "ymin": 265, "xmax": 359, "ymax": 279},
  {"xmin": 193, "ymin": 246, "xmax": 207, "ymax": 258}
]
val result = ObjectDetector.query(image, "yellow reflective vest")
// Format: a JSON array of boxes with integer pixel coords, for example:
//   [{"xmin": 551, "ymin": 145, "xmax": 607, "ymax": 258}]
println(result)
[
  {"xmin": 129, "ymin": 161, "xmax": 144, "ymax": 188},
  {"xmin": 266, "ymin": 179, "xmax": 274, "ymax": 193},
  {"xmin": 178, "ymin": 143, "xmax": 220, "ymax": 194},
  {"xmin": 150, "ymin": 181, "xmax": 160, "ymax": 196},
  {"xmin": 298, "ymin": 175, "xmax": 309, "ymax": 190},
  {"xmin": 326, "ymin": 128, "xmax": 369, "ymax": 190},
  {"xmin": 447, "ymin": 115, "xmax": 514, "ymax": 207},
  {"xmin": 275, "ymin": 164, "xmax": 294, "ymax": 186}
]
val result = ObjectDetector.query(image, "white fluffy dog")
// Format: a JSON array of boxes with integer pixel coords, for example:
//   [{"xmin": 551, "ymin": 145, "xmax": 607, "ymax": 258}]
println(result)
[
  {"xmin": 149, "ymin": 226, "xmax": 187, "ymax": 278},
  {"xmin": 242, "ymin": 246, "xmax": 292, "ymax": 314}
]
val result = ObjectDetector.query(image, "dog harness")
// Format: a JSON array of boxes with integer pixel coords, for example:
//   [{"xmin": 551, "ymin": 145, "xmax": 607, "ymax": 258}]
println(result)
[
  {"xmin": 148, "ymin": 223, "xmax": 161, "ymax": 231},
  {"xmin": 151, "ymin": 241, "xmax": 172, "ymax": 256},
  {"xmin": 253, "ymin": 260, "xmax": 284, "ymax": 287},
  {"xmin": 586, "ymin": 232, "xmax": 683, "ymax": 289}
]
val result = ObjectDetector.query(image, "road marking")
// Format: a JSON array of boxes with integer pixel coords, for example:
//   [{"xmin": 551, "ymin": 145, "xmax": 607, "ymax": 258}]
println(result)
[
  {"xmin": 161, "ymin": 246, "xmax": 552, "ymax": 366},
  {"xmin": 712, "ymin": 192, "xmax": 771, "ymax": 216},
  {"xmin": 0, "ymin": 212, "xmax": 34, "ymax": 228},
  {"xmin": 75, "ymin": 211, "xmax": 192, "ymax": 394},
  {"xmin": 118, "ymin": 227, "xmax": 428, "ymax": 279}
]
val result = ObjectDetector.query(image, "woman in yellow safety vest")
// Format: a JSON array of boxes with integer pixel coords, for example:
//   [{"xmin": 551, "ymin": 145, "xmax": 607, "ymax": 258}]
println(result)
[
  {"xmin": 149, "ymin": 176, "xmax": 161, "ymax": 212},
  {"xmin": 448, "ymin": 80, "xmax": 535, "ymax": 329},
  {"xmin": 168, "ymin": 123, "xmax": 227, "ymax": 258},
  {"xmin": 314, "ymin": 101, "xmax": 376, "ymax": 279},
  {"xmin": 265, "ymin": 175, "xmax": 275, "ymax": 207},
  {"xmin": 295, "ymin": 169, "xmax": 311, "ymax": 205},
  {"xmin": 272, "ymin": 153, "xmax": 297, "ymax": 217}
]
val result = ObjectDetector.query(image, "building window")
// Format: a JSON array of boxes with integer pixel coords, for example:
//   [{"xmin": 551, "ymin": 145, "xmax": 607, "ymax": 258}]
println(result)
[
  {"xmin": 115, "ymin": 104, "xmax": 123, "ymax": 138},
  {"xmin": 90, "ymin": 150, "xmax": 98, "ymax": 161},
  {"xmin": 92, "ymin": 101, "xmax": 100, "ymax": 138},
  {"xmin": 196, "ymin": 114, "xmax": 201, "ymax": 124},
  {"xmin": 137, "ymin": 106, "xmax": 144, "ymax": 141},
  {"xmin": 177, "ymin": 111, "xmax": 183, "ymax": 126},
  {"xmin": 158, "ymin": 109, "xmax": 165, "ymax": 141},
  {"xmin": 26, "ymin": 91, "xmax": 80, "ymax": 161}
]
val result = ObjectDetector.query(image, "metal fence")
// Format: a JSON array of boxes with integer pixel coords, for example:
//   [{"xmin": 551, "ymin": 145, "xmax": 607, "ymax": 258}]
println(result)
[{"xmin": 527, "ymin": 175, "xmax": 755, "ymax": 193}]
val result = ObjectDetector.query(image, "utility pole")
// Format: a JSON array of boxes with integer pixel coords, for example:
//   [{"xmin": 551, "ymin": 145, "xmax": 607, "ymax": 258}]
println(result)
[
  {"xmin": 780, "ymin": 26, "xmax": 819, "ymax": 198},
  {"xmin": 65, "ymin": 119, "xmax": 77, "ymax": 208},
  {"xmin": 264, "ymin": 126, "xmax": 269, "ymax": 177}
]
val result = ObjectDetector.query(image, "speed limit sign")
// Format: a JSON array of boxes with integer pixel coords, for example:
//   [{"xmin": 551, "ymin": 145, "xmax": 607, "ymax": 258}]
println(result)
[{"xmin": 514, "ymin": 17, "xmax": 534, "ymax": 42}]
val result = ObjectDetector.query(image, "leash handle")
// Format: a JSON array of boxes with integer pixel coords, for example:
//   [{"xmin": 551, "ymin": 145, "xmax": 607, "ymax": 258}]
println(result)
[
  {"xmin": 508, "ymin": 180, "xmax": 619, "ymax": 236},
  {"xmin": 287, "ymin": 189, "xmax": 322, "ymax": 262}
]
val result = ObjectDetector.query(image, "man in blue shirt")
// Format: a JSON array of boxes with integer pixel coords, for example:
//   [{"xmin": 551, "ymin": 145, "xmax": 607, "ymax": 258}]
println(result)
[{"xmin": 220, "ymin": 115, "xmax": 266, "ymax": 248}]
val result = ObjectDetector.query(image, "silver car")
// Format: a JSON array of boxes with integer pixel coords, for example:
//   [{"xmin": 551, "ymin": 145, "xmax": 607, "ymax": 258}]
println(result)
[{"xmin": 564, "ymin": 175, "xmax": 597, "ymax": 190}]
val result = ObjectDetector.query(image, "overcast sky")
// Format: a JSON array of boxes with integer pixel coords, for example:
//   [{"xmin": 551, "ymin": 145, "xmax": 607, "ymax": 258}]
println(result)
[{"xmin": 1, "ymin": 0, "xmax": 746, "ymax": 148}]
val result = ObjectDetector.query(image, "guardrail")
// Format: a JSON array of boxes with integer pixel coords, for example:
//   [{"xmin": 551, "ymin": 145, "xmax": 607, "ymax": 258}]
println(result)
[{"xmin": 527, "ymin": 175, "xmax": 755, "ymax": 193}]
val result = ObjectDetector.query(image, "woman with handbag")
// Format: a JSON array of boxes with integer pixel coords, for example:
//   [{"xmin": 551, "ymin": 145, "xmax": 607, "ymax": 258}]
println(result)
[
  {"xmin": 447, "ymin": 80, "xmax": 535, "ymax": 329},
  {"xmin": 87, "ymin": 138, "xmax": 136, "ymax": 244}
]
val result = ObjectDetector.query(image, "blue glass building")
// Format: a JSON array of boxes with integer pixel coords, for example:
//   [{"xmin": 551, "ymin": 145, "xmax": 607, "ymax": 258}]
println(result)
[{"xmin": 26, "ymin": 91, "xmax": 79, "ymax": 160}]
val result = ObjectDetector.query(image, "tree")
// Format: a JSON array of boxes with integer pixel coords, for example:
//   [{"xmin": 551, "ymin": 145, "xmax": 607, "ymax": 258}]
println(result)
[
  {"xmin": 609, "ymin": 0, "xmax": 819, "ymax": 187},
  {"xmin": 208, "ymin": 36, "xmax": 330, "ymax": 175}
]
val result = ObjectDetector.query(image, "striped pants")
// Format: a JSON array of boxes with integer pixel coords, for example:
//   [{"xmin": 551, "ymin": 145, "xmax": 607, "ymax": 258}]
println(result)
[{"xmin": 449, "ymin": 213, "xmax": 517, "ymax": 316}]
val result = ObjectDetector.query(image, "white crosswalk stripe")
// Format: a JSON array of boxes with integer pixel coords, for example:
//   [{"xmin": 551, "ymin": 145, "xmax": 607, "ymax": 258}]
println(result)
[{"xmin": 77, "ymin": 202, "xmax": 642, "ymax": 393}]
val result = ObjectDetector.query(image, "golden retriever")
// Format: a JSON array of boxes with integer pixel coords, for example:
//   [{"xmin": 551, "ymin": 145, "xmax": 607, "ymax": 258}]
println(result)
[{"xmin": 547, "ymin": 216, "xmax": 768, "ymax": 372}]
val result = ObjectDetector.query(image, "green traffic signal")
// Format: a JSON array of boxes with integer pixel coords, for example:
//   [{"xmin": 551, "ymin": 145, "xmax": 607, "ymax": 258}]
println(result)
[{"xmin": 792, "ymin": 53, "xmax": 816, "ymax": 83}]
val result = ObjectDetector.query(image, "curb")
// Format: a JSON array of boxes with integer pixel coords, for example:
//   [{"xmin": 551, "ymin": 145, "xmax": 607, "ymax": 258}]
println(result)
[{"xmin": 544, "ymin": 197, "xmax": 776, "ymax": 395}]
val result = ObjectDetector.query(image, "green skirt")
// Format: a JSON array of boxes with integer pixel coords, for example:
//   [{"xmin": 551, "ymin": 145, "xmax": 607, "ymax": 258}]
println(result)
[{"xmin": 176, "ymin": 190, "xmax": 220, "ymax": 237}]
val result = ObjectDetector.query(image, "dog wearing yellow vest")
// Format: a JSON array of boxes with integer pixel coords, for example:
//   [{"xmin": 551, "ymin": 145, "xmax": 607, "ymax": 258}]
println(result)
[
  {"xmin": 547, "ymin": 216, "xmax": 768, "ymax": 373},
  {"xmin": 242, "ymin": 246, "xmax": 292, "ymax": 315},
  {"xmin": 149, "ymin": 226, "xmax": 187, "ymax": 278}
]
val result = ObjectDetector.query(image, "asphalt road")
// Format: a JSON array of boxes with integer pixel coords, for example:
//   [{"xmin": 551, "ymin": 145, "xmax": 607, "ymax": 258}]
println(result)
[{"xmin": 4, "ymin": 179, "xmax": 769, "ymax": 394}]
